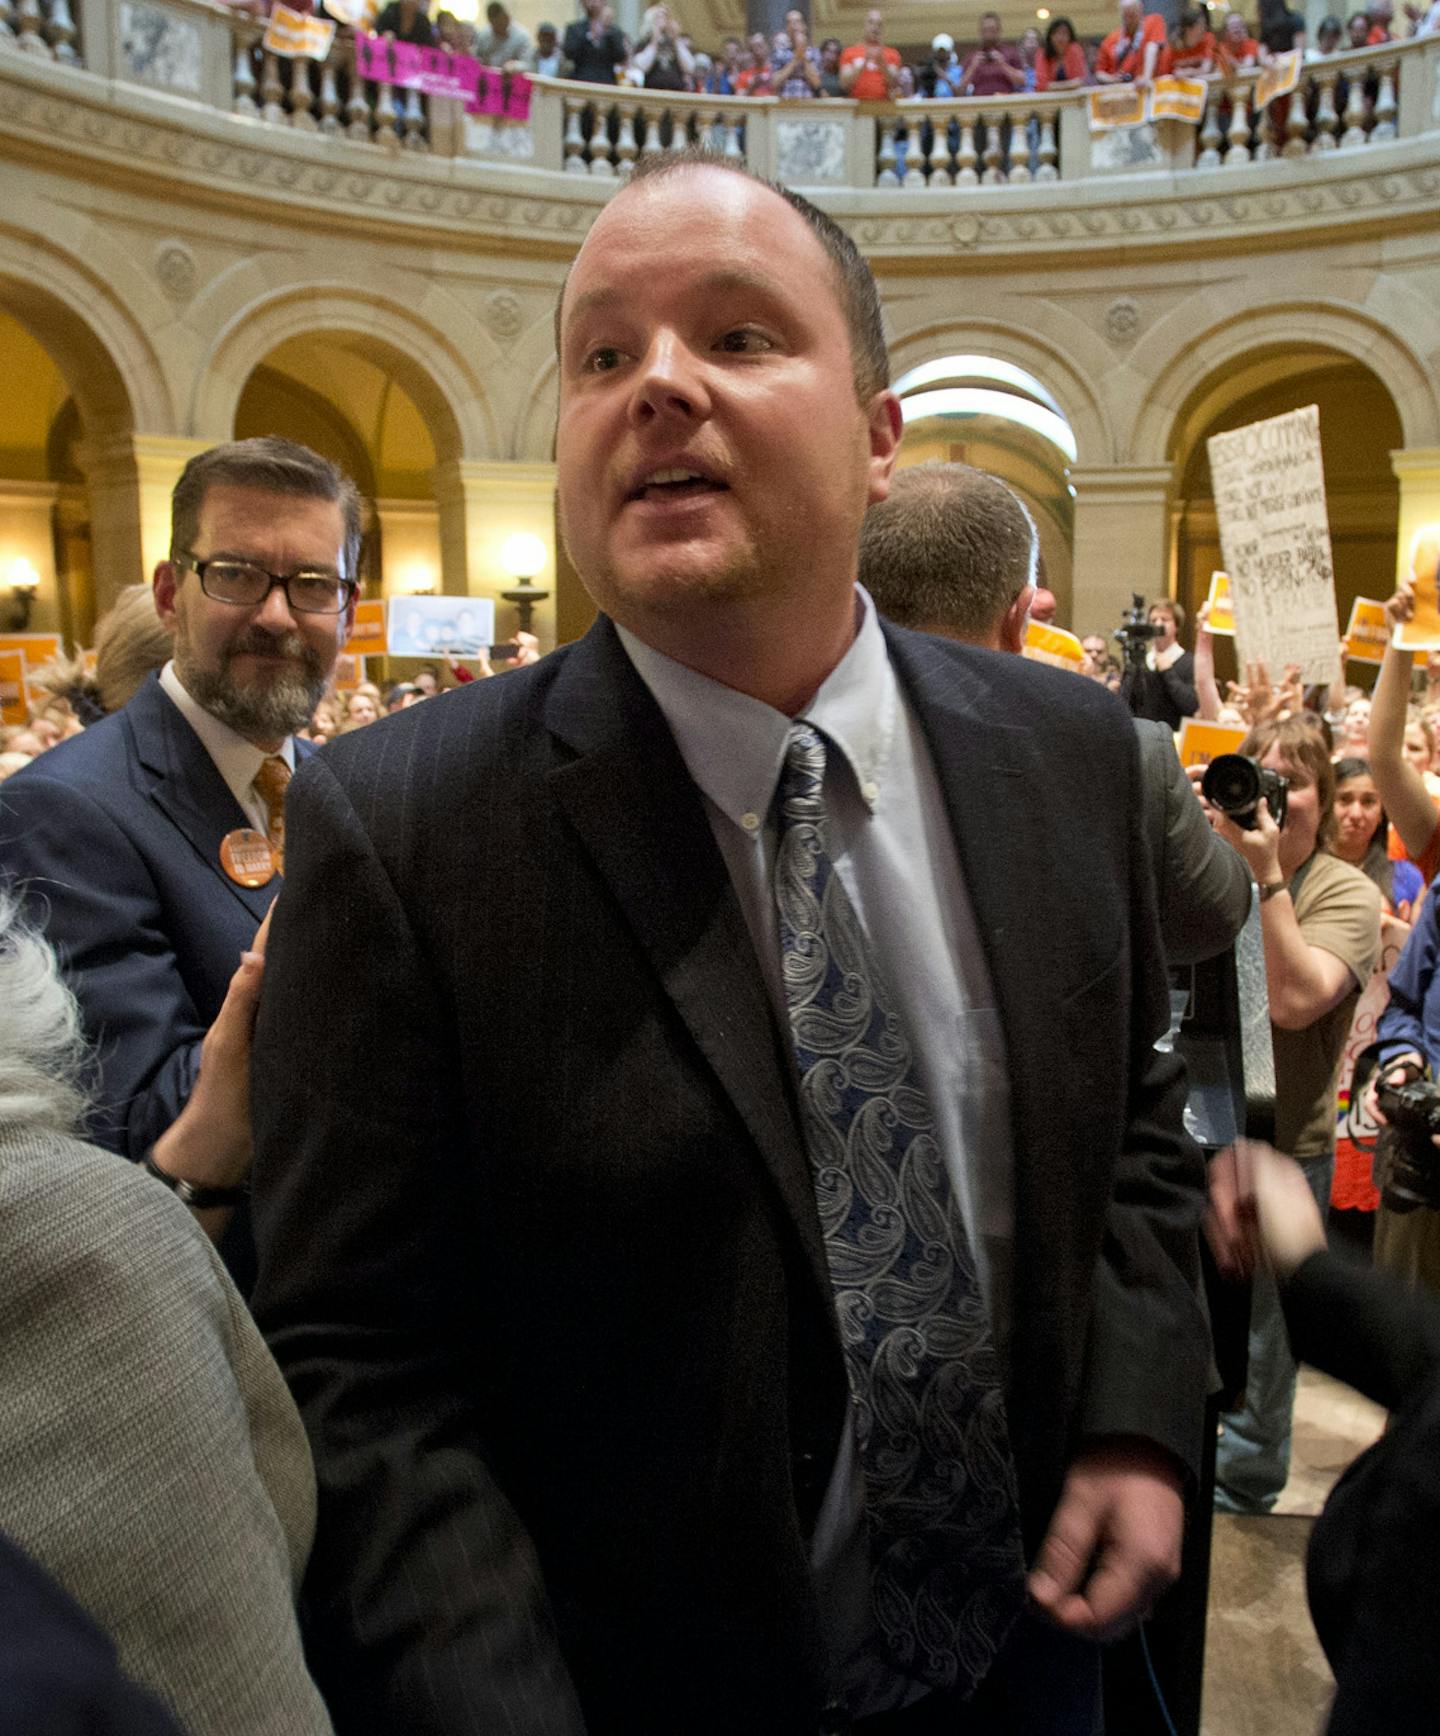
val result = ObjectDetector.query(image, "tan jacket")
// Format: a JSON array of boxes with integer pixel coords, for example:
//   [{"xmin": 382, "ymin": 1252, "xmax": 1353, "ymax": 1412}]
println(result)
[{"xmin": 0, "ymin": 1127, "xmax": 332, "ymax": 1735}]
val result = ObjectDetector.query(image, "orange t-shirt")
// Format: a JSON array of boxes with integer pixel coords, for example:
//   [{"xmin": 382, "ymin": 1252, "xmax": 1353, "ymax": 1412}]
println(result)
[
  {"xmin": 1218, "ymin": 33, "xmax": 1261, "ymax": 71},
  {"xmin": 1367, "ymin": 23, "xmax": 1392, "ymax": 41},
  {"xmin": 1035, "ymin": 40, "xmax": 1087, "ymax": 89},
  {"xmin": 1094, "ymin": 11, "xmax": 1166, "ymax": 77},
  {"xmin": 1160, "ymin": 31, "xmax": 1215, "ymax": 74},
  {"xmin": 839, "ymin": 42, "xmax": 901, "ymax": 99}
]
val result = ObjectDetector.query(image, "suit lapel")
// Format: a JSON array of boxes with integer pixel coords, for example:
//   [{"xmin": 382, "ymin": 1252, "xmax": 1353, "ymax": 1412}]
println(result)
[
  {"xmin": 542, "ymin": 621, "xmax": 832, "ymax": 1300},
  {"xmin": 126, "ymin": 675, "xmax": 278, "ymax": 926}
]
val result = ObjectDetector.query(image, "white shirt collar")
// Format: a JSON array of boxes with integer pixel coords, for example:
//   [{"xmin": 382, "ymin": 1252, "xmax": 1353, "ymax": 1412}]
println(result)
[
  {"xmin": 158, "ymin": 660, "xmax": 295, "ymax": 816},
  {"xmin": 616, "ymin": 587, "xmax": 897, "ymax": 834}
]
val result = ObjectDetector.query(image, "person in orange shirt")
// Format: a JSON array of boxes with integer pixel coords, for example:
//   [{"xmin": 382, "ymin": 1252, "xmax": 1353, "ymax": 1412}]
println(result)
[
  {"xmin": 1034, "ymin": 14, "xmax": 1089, "ymax": 88},
  {"xmin": 1161, "ymin": 5, "xmax": 1217, "ymax": 74},
  {"xmin": 839, "ymin": 6, "xmax": 903, "ymax": 99},
  {"xmin": 1218, "ymin": 9, "xmax": 1262, "ymax": 69},
  {"xmin": 1366, "ymin": 0, "xmax": 1396, "ymax": 38},
  {"xmin": 1095, "ymin": 0, "xmax": 1167, "ymax": 81}
]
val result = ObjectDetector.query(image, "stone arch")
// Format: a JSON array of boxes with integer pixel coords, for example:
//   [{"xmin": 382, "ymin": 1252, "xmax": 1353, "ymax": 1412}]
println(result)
[
  {"xmin": 515, "ymin": 355, "xmax": 559, "ymax": 464},
  {"xmin": 885, "ymin": 316, "xmax": 1114, "ymax": 468},
  {"xmin": 1131, "ymin": 292, "xmax": 1440, "ymax": 466},
  {"xmin": 0, "ymin": 233, "xmax": 170, "ymax": 436},
  {"xmin": 190, "ymin": 285, "xmax": 497, "ymax": 465}
]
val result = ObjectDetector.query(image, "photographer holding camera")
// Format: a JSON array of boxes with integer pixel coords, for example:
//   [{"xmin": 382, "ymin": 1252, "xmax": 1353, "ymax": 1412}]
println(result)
[
  {"xmin": 1117, "ymin": 596, "xmax": 1200, "ymax": 729},
  {"xmin": 1196, "ymin": 714, "xmax": 1383, "ymax": 1511}
]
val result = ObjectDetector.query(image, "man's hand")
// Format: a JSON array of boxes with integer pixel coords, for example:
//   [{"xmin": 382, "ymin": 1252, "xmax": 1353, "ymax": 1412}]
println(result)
[
  {"xmin": 149, "ymin": 907, "xmax": 271, "ymax": 1228},
  {"xmin": 1205, "ymin": 1138, "xmax": 1327, "ymax": 1282},
  {"xmin": 1361, "ymin": 1050, "xmax": 1425, "ymax": 1131},
  {"xmin": 1386, "ymin": 578, "xmax": 1416, "ymax": 629},
  {"xmin": 1213, "ymin": 786, "xmax": 1282, "ymax": 883},
  {"xmin": 1027, "ymin": 1438, "xmax": 1184, "ymax": 1641}
]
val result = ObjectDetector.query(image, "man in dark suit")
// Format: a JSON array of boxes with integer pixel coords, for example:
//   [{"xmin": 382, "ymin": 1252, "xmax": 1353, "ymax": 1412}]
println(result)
[
  {"xmin": 857, "ymin": 460, "xmax": 1251, "ymax": 969},
  {"xmin": 0, "ymin": 436, "xmax": 357, "ymax": 1280},
  {"xmin": 251, "ymin": 158, "xmax": 1209, "ymax": 1733}
]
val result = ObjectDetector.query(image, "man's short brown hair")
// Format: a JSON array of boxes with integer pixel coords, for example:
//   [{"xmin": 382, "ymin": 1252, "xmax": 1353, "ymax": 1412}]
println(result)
[
  {"xmin": 170, "ymin": 437, "xmax": 363, "ymax": 581},
  {"xmin": 554, "ymin": 151, "xmax": 890, "ymax": 407},
  {"xmin": 1148, "ymin": 596, "xmax": 1186, "ymax": 633},
  {"xmin": 858, "ymin": 462, "xmax": 1037, "ymax": 640}
]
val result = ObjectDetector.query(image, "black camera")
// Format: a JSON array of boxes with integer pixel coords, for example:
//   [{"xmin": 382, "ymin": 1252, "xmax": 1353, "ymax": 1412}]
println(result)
[
  {"xmin": 1375, "ymin": 1073, "xmax": 1440, "ymax": 1213},
  {"xmin": 1201, "ymin": 754, "xmax": 1289, "ymax": 832},
  {"xmin": 1113, "ymin": 592, "xmax": 1163, "ymax": 671}
]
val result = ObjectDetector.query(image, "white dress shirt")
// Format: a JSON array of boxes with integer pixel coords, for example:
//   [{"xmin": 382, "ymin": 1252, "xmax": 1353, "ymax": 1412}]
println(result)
[
  {"xmin": 159, "ymin": 661, "xmax": 296, "ymax": 836},
  {"xmin": 618, "ymin": 590, "xmax": 1014, "ymax": 1713}
]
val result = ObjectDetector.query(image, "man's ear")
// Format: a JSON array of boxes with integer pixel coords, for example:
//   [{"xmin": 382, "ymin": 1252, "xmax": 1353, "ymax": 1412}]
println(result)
[
  {"xmin": 1001, "ymin": 585, "xmax": 1035, "ymax": 656},
  {"xmin": 152, "ymin": 561, "xmax": 181, "ymax": 633},
  {"xmin": 866, "ymin": 391, "xmax": 904, "ymax": 505}
]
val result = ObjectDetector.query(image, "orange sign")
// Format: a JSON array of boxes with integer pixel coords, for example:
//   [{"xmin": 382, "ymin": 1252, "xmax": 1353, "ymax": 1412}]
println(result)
[
  {"xmin": 1255, "ymin": 50, "xmax": 1300, "ymax": 111},
  {"xmin": 1088, "ymin": 86, "xmax": 1146, "ymax": 131},
  {"xmin": 1177, "ymin": 718, "xmax": 1247, "ymax": 770},
  {"xmin": 1393, "ymin": 525, "xmax": 1440, "ymax": 653},
  {"xmin": 0, "ymin": 632, "xmax": 61, "ymax": 670},
  {"xmin": 1344, "ymin": 597, "xmax": 1390, "ymax": 666},
  {"xmin": 332, "ymin": 654, "xmax": 366, "ymax": 692},
  {"xmin": 1206, "ymin": 572, "xmax": 1235, "ymax": 636},
  {"xmin": 0, "ymin": 650, "xmax": 30, "ymax": 727},
  {"xmin": 1150, "ymin": 75, "xmax": 1207, "ymax": 124},
  {"xmin": 343, "ymin": 599, "xmax": 387, "ymax": 658},
  {"xmin": 1023, "ymin": 621, "xmax": 1086, "ymax": 668}
]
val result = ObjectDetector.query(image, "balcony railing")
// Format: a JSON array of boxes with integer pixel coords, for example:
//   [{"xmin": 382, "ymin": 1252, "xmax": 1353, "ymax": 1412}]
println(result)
[{"xmin": 3, "ymin": 0, "xmax": 1438, "ymax": 195}]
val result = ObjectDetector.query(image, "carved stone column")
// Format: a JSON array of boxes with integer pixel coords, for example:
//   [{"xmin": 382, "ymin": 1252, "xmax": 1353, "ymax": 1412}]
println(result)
[
  {"xmin": 1068, "ymin": 463, "xmax": 1174, "ymax": 633},
  {"xmin": 432, "ymin": 459, "xmax": 559, "ymax": 651}
]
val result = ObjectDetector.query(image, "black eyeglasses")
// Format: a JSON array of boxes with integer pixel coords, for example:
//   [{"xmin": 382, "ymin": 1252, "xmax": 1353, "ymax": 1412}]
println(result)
[{"xmin": 177, "ymin": 552, "xmax": 356, "ymax": 616}]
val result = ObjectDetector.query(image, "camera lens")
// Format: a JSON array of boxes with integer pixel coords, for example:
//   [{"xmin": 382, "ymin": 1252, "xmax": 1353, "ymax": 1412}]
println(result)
[{"xmin": 1202, "ymin": 754, "xmax": 1261, "ymax": 816}]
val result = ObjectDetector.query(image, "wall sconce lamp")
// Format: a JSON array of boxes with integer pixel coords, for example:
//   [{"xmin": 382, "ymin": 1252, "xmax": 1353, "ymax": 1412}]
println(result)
[
  {"xmin": 4, "ymin": 559, "xmax": 40, "ymax": 632},
  {"xmin": 500, "ymin": 533, "xmax": 549, "ymax": 636}
]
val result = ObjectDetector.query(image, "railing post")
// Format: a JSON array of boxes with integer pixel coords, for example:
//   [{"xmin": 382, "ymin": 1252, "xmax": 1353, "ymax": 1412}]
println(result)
[
  {"xmin": 1056, "ymin": 97, "xmax": 1091, "ymax": 180},
  {"xmin": 1398, "ymin": 33, "xmax": 1440, "ymax": 139}
]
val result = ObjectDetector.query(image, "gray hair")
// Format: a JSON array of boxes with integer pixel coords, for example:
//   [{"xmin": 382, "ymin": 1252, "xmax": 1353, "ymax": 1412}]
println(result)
[
  {"xmin": 0, "ymin": 893, "xmax": 88, "ymax": 1137},
  {"xmin": 858, "ymin": 462, "xmax": 1037, "ymax": 639}
]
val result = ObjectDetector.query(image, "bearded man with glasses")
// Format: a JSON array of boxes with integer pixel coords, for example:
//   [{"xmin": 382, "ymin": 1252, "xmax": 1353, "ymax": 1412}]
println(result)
[{"xmin": 0, "ymin": 436, "xmax": 359, "ymax": 1293}]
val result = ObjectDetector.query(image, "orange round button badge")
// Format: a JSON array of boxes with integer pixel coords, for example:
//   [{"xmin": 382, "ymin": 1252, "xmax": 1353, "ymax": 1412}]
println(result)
[{"xmin": 219, "ymin": 828, "xmax": 277, "ymax": 888}]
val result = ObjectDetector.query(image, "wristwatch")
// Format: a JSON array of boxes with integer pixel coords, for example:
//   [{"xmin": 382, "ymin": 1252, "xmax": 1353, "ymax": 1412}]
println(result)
[
  {"xmin": 142, "ymin": 1151, "xmax": 251, "ymax": 1210},
  {"xmin": 1258, "ymin": 878, "xmax": 1289, "ymax": 903}
]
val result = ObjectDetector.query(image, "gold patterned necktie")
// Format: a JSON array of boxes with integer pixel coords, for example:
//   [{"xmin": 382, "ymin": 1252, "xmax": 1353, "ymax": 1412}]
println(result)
[
  {"xmin": 253, "ymin": 754, "xmax": 292, "ymax": 873},
  {"xmin": 774, "ymin": 722, "xmax": 1025, "ymax": 1697}
]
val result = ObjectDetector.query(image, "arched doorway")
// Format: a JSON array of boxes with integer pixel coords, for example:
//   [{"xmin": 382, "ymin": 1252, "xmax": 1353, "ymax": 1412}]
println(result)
[
  {"xmin": 1169, "ymin": 346, "xmax": 1403, "ymax": 685},
  {"xmin": 892, "ymin": 354, "xmax": 1077, "ymax": 614}
]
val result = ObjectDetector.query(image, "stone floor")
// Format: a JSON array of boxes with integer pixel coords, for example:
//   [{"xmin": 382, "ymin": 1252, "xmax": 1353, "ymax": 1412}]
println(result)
[{"xmin": 1199, "ymin": 1364, "xmax": 1388, "ymax": 1736}]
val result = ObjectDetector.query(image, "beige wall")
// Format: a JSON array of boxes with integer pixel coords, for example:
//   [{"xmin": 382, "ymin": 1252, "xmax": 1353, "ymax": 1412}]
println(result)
[{"xmin": 2, "ymin": 39, "xmax": 1439, "ymax": 653}]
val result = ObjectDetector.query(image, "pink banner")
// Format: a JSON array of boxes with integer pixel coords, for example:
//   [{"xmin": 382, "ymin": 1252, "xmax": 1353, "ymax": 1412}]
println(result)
[{"xmin": 354, "ymin": 32, "xmax": 531, "ymax": 117}]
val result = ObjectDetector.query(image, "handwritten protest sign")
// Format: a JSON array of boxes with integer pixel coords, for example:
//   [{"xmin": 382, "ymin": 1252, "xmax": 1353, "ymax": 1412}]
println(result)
[
  {"xmin": 354, "ymin": 33, "xmax": 532, "ymax": 118},
  {"xmin": 1255, "ymin": 51, "xmax": 1300, "ymax": 111},
  {"xmin": 0, "ymin": 632, "xmax": 61, "ymax": 670},
  {"xmin": 1207, "ymin": 404, "xmax": 1340, "ymax": 684},
  {"xmin": 1344, "ymin": 597, "xmax": 1390, "ymax": 665},
  {"xmin": 263, "ymin": 4, "xmax": 336, "ymax": 59},
  {"xmin": 1176, "ymin": 718, "xmax": 1247, "ymax": 770},
  {"xmin": 0, "ymin": 651, "xmax": 29, "ymax": 727},
  {"xmin": 387, "ymin": 595, "xmax": 496, "ymax": 657},
  {"xmin": 343, "ymin": 598, "xmax": 387, "ymax": 658},
  {"xmin": 1393, "ymin": 525, "xmax": 1440, "ymax": 653},
  {"xmin": 1205, "ymin": 572, "xmax": 1234, "ymax": 635},
  {"xmin": 1022, "ymin": 621, "xmax": 1086, "ymax": 669}
]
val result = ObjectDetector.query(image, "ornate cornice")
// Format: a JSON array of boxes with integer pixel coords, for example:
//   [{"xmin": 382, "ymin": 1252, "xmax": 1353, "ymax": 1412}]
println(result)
[{"xmin": 1, "ymin": 49, "xmax": 1438, "ymax": 262}]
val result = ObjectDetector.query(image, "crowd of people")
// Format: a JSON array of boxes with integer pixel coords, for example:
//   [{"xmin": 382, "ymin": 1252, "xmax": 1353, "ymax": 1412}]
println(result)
[
  {"xmin": 364, "ymin": 0, "xmax": 1440, "ymax": 97},
  {"xmin": 4, "ymin": 154, "xmax": 1440, "ymax": 1736}
]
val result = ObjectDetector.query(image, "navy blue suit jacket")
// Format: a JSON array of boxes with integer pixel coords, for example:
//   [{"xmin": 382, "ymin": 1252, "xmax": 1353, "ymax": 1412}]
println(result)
[
  {"xmin": 251, "ymin": 617, "xmax": 1210, "ymax": 1734},
  {"xmin": 0, "ymin": 1531, "xmax": 182, "ymax": 1736},
  {"xmin": 0, "ymin": 673, "xmax": 309, "ymax": 1286}
]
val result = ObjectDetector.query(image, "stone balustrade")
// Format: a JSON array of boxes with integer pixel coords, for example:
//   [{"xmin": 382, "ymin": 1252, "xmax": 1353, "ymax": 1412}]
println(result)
[{"xmin": 3, "ymin": 0, "xmax": 1438, "ymax": 197}]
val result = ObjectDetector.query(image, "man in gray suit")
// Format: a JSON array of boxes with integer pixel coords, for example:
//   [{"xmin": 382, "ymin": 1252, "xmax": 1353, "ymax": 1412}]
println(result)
[{"xmin": 858, "ymin": 460, "xmax": 1251, "ymax": 968}]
